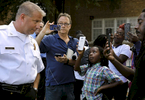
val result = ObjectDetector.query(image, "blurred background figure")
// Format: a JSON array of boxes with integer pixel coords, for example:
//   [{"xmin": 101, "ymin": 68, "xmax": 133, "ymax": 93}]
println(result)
[
  {"xmin": 74, "ymin": 30, "xmax": 89, "ymax": 100},
  {"xmin": 31, "ymin": 21, "xmax": 46, "ymax": 100},
  {"xmin": 76, "ymin": 30, "xmax": 89, "ymax": 47},
  {"xmin": 108, "ymin": 23, "xmax": 132, "ymax": 100}
]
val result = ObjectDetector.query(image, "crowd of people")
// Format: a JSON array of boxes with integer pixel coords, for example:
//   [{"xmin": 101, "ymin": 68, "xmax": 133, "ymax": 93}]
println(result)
[{"xmin": 0, "ymin": 1, "xmax": 145, "ymax": 100}]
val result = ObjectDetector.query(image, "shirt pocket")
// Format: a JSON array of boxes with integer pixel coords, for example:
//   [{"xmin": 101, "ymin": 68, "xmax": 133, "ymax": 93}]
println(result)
[{"xmin": 0, "ymin": 46, "xmax": 22, "ymax": 68}]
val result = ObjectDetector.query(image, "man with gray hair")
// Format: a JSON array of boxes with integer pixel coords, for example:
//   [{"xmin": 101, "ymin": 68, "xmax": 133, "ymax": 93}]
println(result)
[
  {"xmin": 36, "ymin": 13, "xmax": 78, "ymax": 100},
  {"xmin": 0, "ymin": 1, "xmax": 45, "ymax": 100}
]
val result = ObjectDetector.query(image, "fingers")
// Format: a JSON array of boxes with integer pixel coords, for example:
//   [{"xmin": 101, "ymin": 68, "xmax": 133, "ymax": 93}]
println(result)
[
  {"xmin": 127, "ymin": 32, "xmax": 132, "ymax": 36},
  {"xmin": 44, "ymin": 21, "xmax": 54, "ymax": 28},
  {"xmin": 55, "ymin": 54, "xmax": 68, "ymax": 63},
  {"xmin": 127, "ymin": 32, "xmax": 139, "ymax": 43},
  {"xmin": 103, "ymin": 41, "xmax": 111, "ymax": 58},
  {"xmin": 103, "ymin": 47, "xmax": 110, "ymax": 57},
  {"xmin": 63, "ymin": 54, "xmax": 67, "ymax": 57}
]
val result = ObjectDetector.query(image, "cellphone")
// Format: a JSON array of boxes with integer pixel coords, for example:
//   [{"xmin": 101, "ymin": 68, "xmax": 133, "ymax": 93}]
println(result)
[
  {"xmin": 50, "ymin": 25, "xmax": 61, "ymax": 31},
  {"xmin": 106, "ymin": 28, "xmax": 112, "ymax": 53},
  {"xmin": 78, "ymin": 36, "xmax": 86, "ymax": 51},
  {"xmin": 55, "ymin": 53, "xmax": 61, "ymax": 57},
  {"xmin": 124, "ymin": 23, "xmax": 131, "ymax": 40}
]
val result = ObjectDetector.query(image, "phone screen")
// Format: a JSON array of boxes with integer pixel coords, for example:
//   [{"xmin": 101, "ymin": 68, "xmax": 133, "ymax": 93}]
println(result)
[
  {"xmin": 106, "ymin": 28, "xmax": 112, "ymax": 54},
  {"xmin": 55, "ymin": 53, "xmax": 61, "ymax": 57},
  {"xmin": 50, "ymin": 25, "xmax": 61, "ymax": 31},
  {"xmin": 124, "ymin": 23, "xmax": 131, "ymax": 40}
]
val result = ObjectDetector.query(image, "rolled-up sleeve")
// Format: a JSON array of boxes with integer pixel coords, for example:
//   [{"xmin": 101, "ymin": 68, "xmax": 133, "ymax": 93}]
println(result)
[{"xmin": 102, "ymin": 67, "xmax": 121, "ymax": 83}]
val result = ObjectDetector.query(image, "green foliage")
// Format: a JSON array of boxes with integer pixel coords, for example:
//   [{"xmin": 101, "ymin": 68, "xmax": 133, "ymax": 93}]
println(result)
[
  {"xmin": 0, "ymin": 0, "xmax": 122, "ymax": 24},
  {"xmin": 0, "ymin": 0, "xmax": 56, "ymax": 23}
]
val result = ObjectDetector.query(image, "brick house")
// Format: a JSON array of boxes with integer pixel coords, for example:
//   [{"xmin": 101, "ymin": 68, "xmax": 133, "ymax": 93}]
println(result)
[
  {"xmin": 63, "ymin": 0, "xmax": 145, "ymax": 67},
  {"xmin": 1, "ymin": 0, "xmax": 144, "ymax": 45},
  {"xmin": 63, "ymin": 0, "xmax": 145, "ymax": 46}
]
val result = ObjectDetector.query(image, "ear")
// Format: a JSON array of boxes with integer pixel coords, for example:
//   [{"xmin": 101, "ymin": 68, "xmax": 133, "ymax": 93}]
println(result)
[
  {"xmin": 20, "ymin": 13, "xmax": 26, "ymax": 22},
  {"xmin": 69, "ymin": 24, "xmax": 71, "ymax": 29}
]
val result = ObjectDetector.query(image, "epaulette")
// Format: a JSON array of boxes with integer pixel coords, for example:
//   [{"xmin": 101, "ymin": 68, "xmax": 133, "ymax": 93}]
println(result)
[{"xmin": 0, "ymin": 25, "xmax": 8, "ymax": 30}]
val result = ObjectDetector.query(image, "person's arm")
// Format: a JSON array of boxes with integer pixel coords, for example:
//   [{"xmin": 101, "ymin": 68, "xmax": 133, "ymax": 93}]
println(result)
[
  {"xmin": 127, "ymin": 32, "xmax": 139, "ymax": 44},
  {"xmin": 67, "ymin": 59, "xmax": 76, "ymax": 66},
  {"xmin": 33, "ymin": 73, "xmax": 40, "ymax": 90},
  {"xmin": 35, "ymin": 21, "xmax": 54, "ymax": 46},
  {"xmin": 95, "ymin": 81, "xmax": 123, "ymax": 95},
  {"xmin": 55, "ymin": 54, "xmax": 76, "ymax": 66},
  {"xmin": 127, "ymin": 32, "xmax": 141, "ymax": 55},
  {"xmin": 113, "ymin": 53, "xmax": 129, "ymax": 64},
  {"xmin": 103, "ymin": 42, "xmax": 135, "ymax": 81},
  {"xmin": 110, "ymin": 58, "xmax": 135, "ymax": 81},
  {"xmin": 74, "ymin": 49, "xmax": 85, "ymax": 72}
]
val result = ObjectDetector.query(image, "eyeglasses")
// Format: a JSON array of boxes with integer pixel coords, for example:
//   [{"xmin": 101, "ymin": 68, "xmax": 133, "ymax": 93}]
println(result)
[
  {"xmin": 57, "ymin": 23, "xmax": 70, "ymax": 26},
  {"xmin": 115, "ymin": 32, "xmax": 124, "ymax": 36}
]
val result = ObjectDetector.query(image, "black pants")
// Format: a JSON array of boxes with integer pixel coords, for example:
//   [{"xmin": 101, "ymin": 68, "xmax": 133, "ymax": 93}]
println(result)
[
  {"xmin": 74, "ymin": 79, "xmax": 84, "ymax": 100},
  {"xmin": 113, "ymin": 81, "xmax": 128, "ymax": 100},
  {"xmin": 0, "ymin": 86, "xmax": 37, "ymax": 100},
  {"xmin": 37, "ymin": 57, "xmax": 46, "ymax": 100}
]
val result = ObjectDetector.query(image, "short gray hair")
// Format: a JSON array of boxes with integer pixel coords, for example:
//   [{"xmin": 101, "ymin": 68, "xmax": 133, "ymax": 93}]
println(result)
[{"xmin": 16, "ymin": 1, "xmax": 46, "ymax": 19}]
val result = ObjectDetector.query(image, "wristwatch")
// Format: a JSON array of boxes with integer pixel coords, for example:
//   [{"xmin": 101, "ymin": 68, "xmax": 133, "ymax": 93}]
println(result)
[{"xmin": 64, "ymin": 59, "xmax": 69, "ymax": 65}]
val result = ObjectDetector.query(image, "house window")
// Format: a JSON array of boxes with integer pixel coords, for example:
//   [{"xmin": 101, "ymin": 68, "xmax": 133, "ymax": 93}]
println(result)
[{"xmin": 92, "ymin": 17, "xmax": 138, "ymax": 41}]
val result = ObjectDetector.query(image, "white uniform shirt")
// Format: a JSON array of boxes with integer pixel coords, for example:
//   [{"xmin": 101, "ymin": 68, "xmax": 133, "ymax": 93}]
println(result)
[
  {"xmin": 109, "ymin": 44, "xmax": 132, "ymax": 82},
  {"xmin": 0, "ymin": 21, "xmax": 44, "ymax": 85}
]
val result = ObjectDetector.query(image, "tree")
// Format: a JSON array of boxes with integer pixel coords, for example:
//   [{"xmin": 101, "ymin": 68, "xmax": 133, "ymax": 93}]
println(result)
[{"xmin": 0, "ymin": 0, "xmax": 122, "ymax": 24}]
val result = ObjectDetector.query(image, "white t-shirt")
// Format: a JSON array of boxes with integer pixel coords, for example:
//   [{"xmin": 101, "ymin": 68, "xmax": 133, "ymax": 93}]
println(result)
[{"xmin": 109, "ymin": 44, "xmax": 132, "ymax": 82}]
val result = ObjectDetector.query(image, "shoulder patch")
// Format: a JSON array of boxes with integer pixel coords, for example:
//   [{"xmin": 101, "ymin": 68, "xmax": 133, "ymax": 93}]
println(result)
[{"xmin": 0, "ymin": 25, "xmax": 8, "ymax": 30}]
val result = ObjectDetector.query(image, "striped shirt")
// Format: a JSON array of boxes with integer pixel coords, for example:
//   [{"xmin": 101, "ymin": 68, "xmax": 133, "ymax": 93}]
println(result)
[{"xmin": 80, "ymin": 63, "xmax": 121, "ymax": 100}]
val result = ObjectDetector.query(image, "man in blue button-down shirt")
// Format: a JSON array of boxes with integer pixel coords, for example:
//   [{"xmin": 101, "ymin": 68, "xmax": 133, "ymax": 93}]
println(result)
[{"xmin": 36, "ymin": 13, "xmax": 78, "ymax": 100}]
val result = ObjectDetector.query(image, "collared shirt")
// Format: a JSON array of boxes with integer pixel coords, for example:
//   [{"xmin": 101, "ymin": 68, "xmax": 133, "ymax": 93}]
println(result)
[
  {"xmin": 131, "ymin": 41, "xmax": 141, "ymax": 69},
  {"xmin": 109, "ymin": 44, "xmax": 132, "ymax": 82},
  {"xmin": 80, "ymin": 63, "xmax": 121, "ymax": 100},
  {"xmin": 31, "ymin": 32, "xmax": 46, "ymax": 58},
  {"xmin": 40, "ymin": 33, "xmax": 78, "ymax": 86},
  {"xmin": 0, "ymin": 21, "xmax": 44, "ymax": 85}
]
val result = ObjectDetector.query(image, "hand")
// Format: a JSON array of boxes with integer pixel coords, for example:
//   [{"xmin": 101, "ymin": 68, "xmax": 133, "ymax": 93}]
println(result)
[
  {"xmin": 41, "ymin": 21, "xmax": 54, "ymax": 35},
  {"xmin": 55, "ymin": 54, "xmax": 68, "ymax": 63},
  {"xmin": 77, "ymin": 47, "xmax": 85, "ymax": 58},
  {"xmin": 103, "ymin": 41, "xmax": 115, "ymax": 61},
  {"xmin": 76, "ymin": 43, "xmax": 85, "ymax": 55},
  {"xmin": 127, "ymin": 32, "xmax": 139, "ymax": 44},
  {"xmin": 94, "ymin": 87, "xmax": 102, "ymax": 96},
  {"xmin": 110, "ymin": 33, "xmax": 114, "ymax": 43}
]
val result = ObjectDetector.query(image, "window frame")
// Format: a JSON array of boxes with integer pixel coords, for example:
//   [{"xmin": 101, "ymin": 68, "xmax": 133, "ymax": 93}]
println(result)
[{"xmin": 92, "ymin": 17, "xmax": 138, "ymax": 41}]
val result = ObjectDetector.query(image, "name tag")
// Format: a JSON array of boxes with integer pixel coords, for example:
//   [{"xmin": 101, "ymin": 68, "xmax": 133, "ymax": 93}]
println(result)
[{"xmin": 5, "ymin": 47, "xmax": 15, "ymax": 50}]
